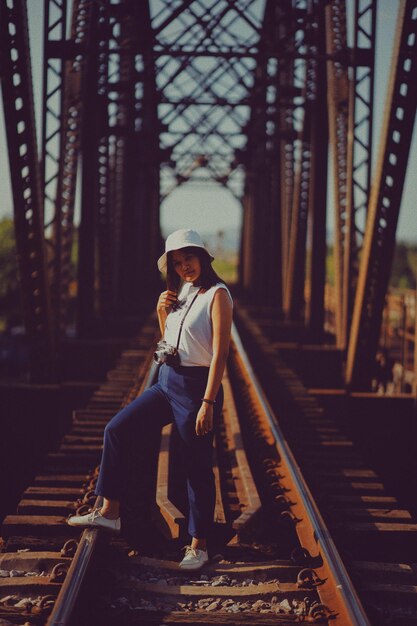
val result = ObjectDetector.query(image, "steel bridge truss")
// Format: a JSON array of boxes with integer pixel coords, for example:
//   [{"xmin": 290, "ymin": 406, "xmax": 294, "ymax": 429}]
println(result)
[
  {"xmin": 326, "ymin": 0, "xmax": 376, "ymax": 349},
  {"xmin": 0, "ymin": 0, "xmax": 54, "ymax": 378},
  {"xmin": 346, "ymin": 0, "xmax": 417, "ymax": 389},
  {"xmin": 150, "ymin": 0, "xmax": 264, "ymax": 201},
  {"xmin": 1, "ymin": 0, "xmax": 416, "ymax": 391}
]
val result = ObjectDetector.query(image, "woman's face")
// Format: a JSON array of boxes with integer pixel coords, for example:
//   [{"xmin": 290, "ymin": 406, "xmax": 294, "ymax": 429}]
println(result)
[{"xmin": 171, "ymin": 249, "xmax": 202, "ymax": 285}]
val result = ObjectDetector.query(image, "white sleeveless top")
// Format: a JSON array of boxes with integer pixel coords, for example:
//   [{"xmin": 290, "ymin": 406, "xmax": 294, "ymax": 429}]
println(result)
[{"xmin": 164, "ymin": 282, "xmax": 233, "ymax": 367}]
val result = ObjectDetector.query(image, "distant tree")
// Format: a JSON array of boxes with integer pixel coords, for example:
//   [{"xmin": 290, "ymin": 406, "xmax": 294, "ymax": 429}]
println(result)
[
  {"xmin": 0, "ymin": 217, "xmax": 18, "ymax": 298},
  {"xmin": 326, "ymin": 244, "xmax": 334, "ymax": 285},
  {"xmin": 0, "ymin": 217, "xmax": 22, "ymax": 329},
  {"xmin": 406, "ymin": 246, "xmax": 417, "ymax": 287},
  {"xmin": 326, "ymin": 241, "xmax": 417, "ymax": 290},
  {"xmin": 391, "ymin": 242, "xmax": 416, "ymax": 289}
]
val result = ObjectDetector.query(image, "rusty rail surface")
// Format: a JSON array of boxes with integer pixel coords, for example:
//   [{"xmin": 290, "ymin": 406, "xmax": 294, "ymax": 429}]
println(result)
[
  {"xmin": 46, "ymin": 360, "xmax": 159, "ymax": 626},
  {"xmin": 230, "ymin": 323, "xmax": 370, "ymax": 626}
]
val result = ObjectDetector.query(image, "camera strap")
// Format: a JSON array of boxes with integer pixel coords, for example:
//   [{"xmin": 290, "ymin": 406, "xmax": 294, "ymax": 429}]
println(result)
[{"xmin": 175, "ymin": 287, "xmax": 202, "ymax": 351}]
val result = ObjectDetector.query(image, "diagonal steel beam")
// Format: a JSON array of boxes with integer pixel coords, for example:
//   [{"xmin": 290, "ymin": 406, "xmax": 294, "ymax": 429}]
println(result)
[
  {"xmin": 0, "ymin": 0, "xmax": 54, "ymax": 379},
  {"xmin": 346, "ymin": 0, "xmax": 417, "ymax": 389}
]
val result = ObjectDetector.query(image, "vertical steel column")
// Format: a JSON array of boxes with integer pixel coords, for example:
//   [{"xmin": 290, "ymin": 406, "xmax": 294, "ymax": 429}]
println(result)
[
  {"xmin": 115, "ymin": 5, "xmax": 143, "ymax": 315},
  {"xmin": 305, "ymin": 0, "xmax": 328, "ymax": 338},
  {"xmin": 343, "ymin": 0, "xmax": 376, "ymax": 348},
  {"xmin": 326, "ymin": 0, "xmax": 376, "ymax": 348},
  {"xmin": 277, "ymin": 2, "xmax": 296, "ymax": 302},
  {"xmin": 133, "ymin": 0, "xmax": 161, "ymax": 301},
  {"xmin": 95, "ymin": 6, "xmax": 112, "ymax": 323},
  {"xmin": 42, "ymin": 0, "xmax": 93, "ymax": 339},
  {"xmin": 240, "ymin": 170, "xmax": 255, "ymax": 293},
  {"xmin": 325, "ymin": 0, "xmax": 349, "ymax": 346},
  {"xmin": 107, "ymin": 7, "xmax": 125, "ymax": 316},
  {"xmin": 242, "ymin": 61, "xmax": 268, "ymax": 305},
  {"xmin": 284, "ymin": 3, "xmax": 315, "ymax": 321},
  {"xmin": 346, "ymin": 0, "xmax": 417, "ymax": 389},
  {"xmin": 240, "ymin": 0, "xmax": 301, "ymax": 309},
  {"xmin": 0, "ymin": 0, "xmax": 54, "ymax": 379},
  {"xmin": 100, "ymin": 0, "xmax": 160, "ymax": 319},
  {"xmin": 41, "ymin": 0, "xmax": 67, "ymax": 222},
  {"xmin": 77, "ymin": 0, "xmax": 105, "ymax": 336}
]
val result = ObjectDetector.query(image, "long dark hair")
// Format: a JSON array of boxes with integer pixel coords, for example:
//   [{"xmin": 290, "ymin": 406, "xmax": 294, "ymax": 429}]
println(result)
[{"xmin": 167, "ymin": 246, "xmax": 224, "ymax": 292}]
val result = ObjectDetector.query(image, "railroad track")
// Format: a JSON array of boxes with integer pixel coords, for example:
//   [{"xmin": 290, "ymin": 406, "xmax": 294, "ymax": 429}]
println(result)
[
  {"xmin": 235, "ymin": 304, "xmax": 417, "ymax": 625},
  {"xmin": 0, "ymin": 318, "xmax": 369, "ymax": 625}
]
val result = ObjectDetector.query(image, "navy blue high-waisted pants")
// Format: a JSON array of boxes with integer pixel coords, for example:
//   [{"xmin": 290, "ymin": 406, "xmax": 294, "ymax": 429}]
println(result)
[{"xmin": 95, "ymin": 363, "xmax": 224, "ymax": 538}]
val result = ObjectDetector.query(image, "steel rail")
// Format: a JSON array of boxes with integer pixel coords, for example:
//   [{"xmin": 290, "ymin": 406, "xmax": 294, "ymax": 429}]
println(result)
[
  {"xmin": 231, "ymin": 322, "xmax": 371, "ymax": 626},
  {"xmin": 46, "ymin": 360, "xmax": 159, "ymax": 626}
]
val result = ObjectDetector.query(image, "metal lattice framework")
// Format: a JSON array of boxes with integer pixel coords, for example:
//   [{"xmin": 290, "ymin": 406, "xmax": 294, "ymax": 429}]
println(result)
[
  {"xmin": 0, "ymin": 0, "xmax": 54, "ymax": 377},
  {"xmin": 284, "ymin": 1, "xmax": 316, "ymax": 321},
  {"xmin": 325, "ymin": 0, "xmax": 350, "ymax": 345},
  {"xmin": 150, "ymin": 0, "xmax": 265, "ymax": 200},
  {"xmin": 1, "ymin": 0, "xmax": 416, "ymax": 391},
  {"xmin": 346, "ymin": 0, "xmax": 417, "ymax": 388},
  {"xmin": 325, "ymin": 0, "xmax": 376, "ymax": 349},
  {"xmin": 241, "ymin": 0, "xmax": 308, "ymax": 307},
  {"xmin": 344, "ymin": 0, "xmax": 376, "ymax": 347},
  {"xmin": 42, "ymin": 0, "xmax": 93, "ymax": 338},
  {"xmin": 74, "ymin": 0, "xmax": 160, "ymax": 333}
]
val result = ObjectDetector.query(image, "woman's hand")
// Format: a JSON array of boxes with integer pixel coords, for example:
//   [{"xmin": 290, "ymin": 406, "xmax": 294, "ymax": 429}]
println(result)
[
  {"xmin": 157, "ymin": 290, "xmax": 177, "ymax": 314},
  {"xmin": 195, "ymin": 402, "xmax": 214, "ymax": 436}
]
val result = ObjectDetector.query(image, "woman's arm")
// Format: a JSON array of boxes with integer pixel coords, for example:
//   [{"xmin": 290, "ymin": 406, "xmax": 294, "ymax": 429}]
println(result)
[
  {"xmin": 156, "ymin": 290, "xmax": 177, "ymax": 336},
  {"xmin": 195, "ymin": 288, "xmax": 233, "ymax": 435}
]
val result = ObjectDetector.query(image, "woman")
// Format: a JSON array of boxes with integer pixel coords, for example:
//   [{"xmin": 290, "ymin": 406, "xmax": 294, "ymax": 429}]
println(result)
[{"xmin": 68, "ymin": 228, "xmax": 233, "ymax": 571}]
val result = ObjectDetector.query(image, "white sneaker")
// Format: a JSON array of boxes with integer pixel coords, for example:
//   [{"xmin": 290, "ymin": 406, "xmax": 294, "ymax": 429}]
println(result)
[
  {"xmin": 67, "ymin": 508, "xmax": 121, "ymax": 533},
  {"xmin": 179, "ymin": 546, "xmax": 209, "ymax": 570}
]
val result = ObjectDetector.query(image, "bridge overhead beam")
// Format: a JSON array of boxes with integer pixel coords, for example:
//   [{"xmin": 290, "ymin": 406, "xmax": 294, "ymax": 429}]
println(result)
[
  {"xmin": 153, "ymin": 1, "xmax": 263, "ymax": 202},
  {"xmin": 0, "ymin": 0, "xmax": 54, "ymax": 380},
  {"xmin": 346, "ymin": 0, "xmax": 417, "ymax": 389}
]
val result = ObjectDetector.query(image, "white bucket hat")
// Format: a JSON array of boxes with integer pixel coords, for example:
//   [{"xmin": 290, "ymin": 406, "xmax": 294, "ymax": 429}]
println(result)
[{"xmin": 157, "ymin": 228, "xmax": 214, "ymax": 272}]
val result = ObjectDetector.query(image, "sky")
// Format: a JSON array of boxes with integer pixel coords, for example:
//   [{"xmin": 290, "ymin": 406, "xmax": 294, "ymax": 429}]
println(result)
[{"xmin": 0, "ymin": 0, "xmax": 415, "ymax": 244}]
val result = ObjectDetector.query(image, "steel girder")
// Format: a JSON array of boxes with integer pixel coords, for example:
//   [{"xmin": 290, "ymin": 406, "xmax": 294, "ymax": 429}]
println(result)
[
  {"xmin": 325, "ymin": 0, "xmax": 349, "ymax": 346},
  {"xmin": 284, "ymin": 0, "xmax": 328, "ymax": 324},
  {"xmin": 241, "ymin": 0, "xmax": 306, "ymax": 308},
  {"xmin": 277, "ymin": 3, "xmax": 297, "ymax": 301},
  {"xmin": 116, "ymin": 1, "xmax": 161, "ymax": 315},
  {"xmin": 345, "ymin": 0, "xmax": 376, "ymax": 349},
  {"xmin": 304, "ymin": 0, "xmax": 328, "ymax": 337},
  {"xmin": 150, "ymin": 0, "xmax": 264, "ymax": 200},
  {"xmin": 325, "ymin": 0, "xmax": 376, "ymax": 349},
  {"xmin": 76, "ymin": 0, "xmax": 109, "ymax": 336},
  {"xmin": 0, "ymin": 0, "xmax": 54, "ymax": 379},
  {"xmin": 346, "ymin": 0, "xmax": 417, "ymax": 389},
  {"xmin": 241, "ymin": 52, "xmax": 278, "ymax": 305},
  {"xmin": 42, "ymin": 0, "xmax": 93, "ymax": 339},
  {"xmin": 76, "ymin": 0, "xmax": 160, "ymax": 334}
]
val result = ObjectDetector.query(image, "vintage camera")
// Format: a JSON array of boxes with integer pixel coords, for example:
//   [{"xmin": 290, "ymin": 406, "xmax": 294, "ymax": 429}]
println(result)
[{"xmin": 153, "ymin": 340, "xmax": 180, "ymax": 367}]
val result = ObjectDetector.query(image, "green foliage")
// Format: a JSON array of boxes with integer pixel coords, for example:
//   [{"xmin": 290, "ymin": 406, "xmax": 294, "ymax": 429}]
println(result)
[
  {"xmin": 390, "ymin": 242, "xmax": 416, "ymax": 289},
  {"xmin": 326, "ymin": 245, "xmax": 334, "ymax": 285},
  {"xmin": 0, "ymin": 217, "xmax": 18, "ymax": 298},
  {"xmin": 212, "ymin": 255, "xmax": 238, "ymax": 284},
  {"xmin": 326, "ymin": 242, "xmax": 417, "ymax": 290}
]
